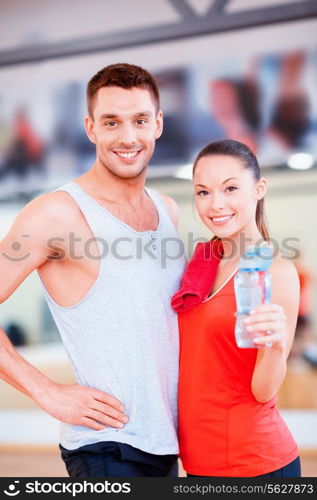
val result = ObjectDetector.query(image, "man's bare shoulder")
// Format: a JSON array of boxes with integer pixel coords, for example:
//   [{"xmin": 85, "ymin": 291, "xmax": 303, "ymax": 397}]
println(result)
[{"xmin": 20, "ymin": 190, "xmax": 82, "ymax": 232}]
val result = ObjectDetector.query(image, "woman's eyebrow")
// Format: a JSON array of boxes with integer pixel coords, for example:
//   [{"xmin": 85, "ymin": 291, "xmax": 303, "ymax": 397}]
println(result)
[
  {"xmin": 222, "ymin": 177, "xmax": 238, "ymax": 184},
  {"xmin": 195, "ymin": 178, "xmax": 239, "ymax": 188}
]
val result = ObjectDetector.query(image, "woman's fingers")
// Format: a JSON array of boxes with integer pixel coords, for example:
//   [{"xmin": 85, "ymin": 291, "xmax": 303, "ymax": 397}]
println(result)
[
  {"xmin": 245, "ymin": 312, "xmax": 285, "ymax": 324},
  {"xmin": 244, "ymin": 303, "xmax": 287, "ymax": 340},
  {"xmin": 246, "ymin": 321, "xmax": 285, "ymax": 334},
  {"xmin": 250, "ymin": 303, "xmax": 284, "ymax": 315},
  {"xmin": 242, "ymin": 303, "xmax": 287, "ymax": 348}
]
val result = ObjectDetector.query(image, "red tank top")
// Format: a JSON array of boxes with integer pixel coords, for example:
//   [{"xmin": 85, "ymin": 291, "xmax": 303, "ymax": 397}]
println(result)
[{"xmin": 178, "ymin": 271, "xmax": 298, "ymax": 477}]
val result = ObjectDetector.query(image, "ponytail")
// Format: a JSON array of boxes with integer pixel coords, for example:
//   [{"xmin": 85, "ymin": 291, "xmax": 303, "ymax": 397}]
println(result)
[{"xmin": 256, "ymin": 198, "xmax": 270, "ymax": 241}]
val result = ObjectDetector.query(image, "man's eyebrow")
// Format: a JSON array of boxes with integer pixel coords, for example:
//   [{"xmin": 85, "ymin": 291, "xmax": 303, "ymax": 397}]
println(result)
[
  {"xmin": 134, "ymin": 111, "xmax": 153, "ymax": 117},
  {"xmin": 98, "ymin": 111, "xmax": 153, "ymax": 120},
  {"xmin": 98, "ymin": 113, "xmax": 117, "ymax": 120}
]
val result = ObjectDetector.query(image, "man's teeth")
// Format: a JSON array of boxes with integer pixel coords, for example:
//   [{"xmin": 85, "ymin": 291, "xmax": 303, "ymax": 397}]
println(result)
[
  {"xmin": 212, "ymin": 215, "xmax": 233, "ymax": 222},
  {"xmin": 116, "ymin": 152, "xmax": 138, "ymax": 158}
]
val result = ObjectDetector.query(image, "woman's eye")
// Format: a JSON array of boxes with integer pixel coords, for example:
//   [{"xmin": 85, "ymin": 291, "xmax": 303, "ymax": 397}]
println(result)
[
  {"xmin": 226, "ymin": 186, "xmax": 237, "ymax": 192},
  {"xmin": 196, "ymin": 190, "xmax": 209, "ymax": 196}
]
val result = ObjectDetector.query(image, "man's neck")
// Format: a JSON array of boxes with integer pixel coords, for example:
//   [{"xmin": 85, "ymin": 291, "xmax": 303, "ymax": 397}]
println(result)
[{"xmin": 76, "ymin": 164, "xmax": 147, "ymax": 205}]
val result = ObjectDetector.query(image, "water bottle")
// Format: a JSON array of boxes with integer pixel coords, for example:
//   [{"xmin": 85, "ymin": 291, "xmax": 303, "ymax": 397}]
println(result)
[{"xmin": 234, "ymin": 245, "xmax": 273, "ymax": 348}]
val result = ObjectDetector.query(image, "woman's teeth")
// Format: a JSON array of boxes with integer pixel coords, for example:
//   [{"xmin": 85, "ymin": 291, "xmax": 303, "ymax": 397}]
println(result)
[{"xmin": 212, "ymin": 215, "xmax": 233, "ymax": 222}]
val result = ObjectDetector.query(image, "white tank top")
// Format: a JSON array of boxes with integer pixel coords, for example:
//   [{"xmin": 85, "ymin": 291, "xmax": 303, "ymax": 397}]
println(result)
[{"xmin": 40, "ymin": 181, "xmax": 186, "ymax": 454}]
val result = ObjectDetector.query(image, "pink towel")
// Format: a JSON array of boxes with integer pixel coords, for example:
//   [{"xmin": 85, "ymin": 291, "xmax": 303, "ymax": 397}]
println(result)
[{"xmin": 171, "ymin": 238, "xmax": 223, "ymax": 312}]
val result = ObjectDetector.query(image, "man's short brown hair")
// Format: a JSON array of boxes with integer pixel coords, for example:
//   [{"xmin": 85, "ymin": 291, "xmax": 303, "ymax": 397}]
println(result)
[{"xmin": 87, "ymin": 63, "xmax": 160, "ymax": 117}]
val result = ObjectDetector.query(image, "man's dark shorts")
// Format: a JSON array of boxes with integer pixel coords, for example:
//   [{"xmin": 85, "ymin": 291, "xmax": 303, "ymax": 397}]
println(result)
[{"xmin": 60, "ymin": 441, "xmax": 178, "ymax": 478}]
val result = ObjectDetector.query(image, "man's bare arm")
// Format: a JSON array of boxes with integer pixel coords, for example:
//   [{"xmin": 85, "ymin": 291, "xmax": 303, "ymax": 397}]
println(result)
[{"xmin": 0, "ymin": 193, "xmax": 128, "ymax": 430}]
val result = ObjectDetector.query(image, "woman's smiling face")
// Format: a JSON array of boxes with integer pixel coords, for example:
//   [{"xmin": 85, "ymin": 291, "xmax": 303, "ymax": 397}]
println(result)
[{"xmin": 194, "ymin": 154, "xmax": 266, "ymax": 240}]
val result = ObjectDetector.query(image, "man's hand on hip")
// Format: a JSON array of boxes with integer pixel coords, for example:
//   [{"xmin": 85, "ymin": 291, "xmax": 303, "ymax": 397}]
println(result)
[{"xmin": 38, "ymin": 382, "xmax": 128, "ymax": 431}]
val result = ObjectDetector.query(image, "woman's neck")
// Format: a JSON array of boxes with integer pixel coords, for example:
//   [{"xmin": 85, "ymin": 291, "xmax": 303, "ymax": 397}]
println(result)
[{"xmin": 220, "ymin": 227, "xmax": 264, "ymax": 262}]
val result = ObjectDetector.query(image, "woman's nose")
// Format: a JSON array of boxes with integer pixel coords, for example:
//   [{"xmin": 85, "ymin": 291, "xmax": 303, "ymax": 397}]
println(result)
[{"xmin": 210, "ymin": 192, "xmax": 225, "ymax": 211}]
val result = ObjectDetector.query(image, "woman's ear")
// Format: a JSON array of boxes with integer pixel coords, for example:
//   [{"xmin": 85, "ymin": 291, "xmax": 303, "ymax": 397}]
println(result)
[{"xmin": 256, "ymin": 177, "xmax": 267, "ymax": 200}]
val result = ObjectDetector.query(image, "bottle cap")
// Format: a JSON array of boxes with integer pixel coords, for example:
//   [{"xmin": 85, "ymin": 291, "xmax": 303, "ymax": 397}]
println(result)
[{"xmin": 238, "ymin": 244, "xmax": 273, "ymax": 271}]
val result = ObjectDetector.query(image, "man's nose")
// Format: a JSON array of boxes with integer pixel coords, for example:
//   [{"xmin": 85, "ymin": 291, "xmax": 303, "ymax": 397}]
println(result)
[{"xmin": 119, "ymin": 123, "xmax": 137, "ymax": 145}]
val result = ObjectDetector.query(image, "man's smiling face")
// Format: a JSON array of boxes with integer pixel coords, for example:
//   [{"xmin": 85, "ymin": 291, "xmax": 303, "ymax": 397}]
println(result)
[{"xmin": 85, "ymin": 86, "xmax": 163, "ymax": 180}]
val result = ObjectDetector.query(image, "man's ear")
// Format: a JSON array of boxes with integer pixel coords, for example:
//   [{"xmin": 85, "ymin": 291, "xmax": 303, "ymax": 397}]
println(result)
[
  {"xmin": 256, "ymin": 177, "xmax": 267, "ymax": 200},
  {"xmin": 155, "ymin": 110, "xmax": 163, "ymax": 139},
  {"xmin": 84, "ymin": 115, "xmax": 96, "ymax": 144}
]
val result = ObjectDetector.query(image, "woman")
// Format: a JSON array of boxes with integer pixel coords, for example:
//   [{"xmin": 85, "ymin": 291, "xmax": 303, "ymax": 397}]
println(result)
[{"xmin": 175, "ymin": 139, "xmax": 300, "ymax": 477}]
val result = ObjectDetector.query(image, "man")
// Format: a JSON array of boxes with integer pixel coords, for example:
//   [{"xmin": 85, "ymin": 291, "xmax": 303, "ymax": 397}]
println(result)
[{"xmin": 0, "ymin": 63, "xmax": 186, "ymax": 477}]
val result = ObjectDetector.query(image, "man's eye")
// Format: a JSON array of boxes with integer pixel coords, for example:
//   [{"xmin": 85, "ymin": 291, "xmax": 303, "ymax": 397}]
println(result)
[
  {"xmin": 226, "ymin": 186, "xmax": 237, "ymax": 192},
  {"xmin": 136, "ymin": 119, "xmax": 147, "ymax": 125},
  {"xmin": 106, "ymin": 121, "xmax": 117, "ymax": 127}
]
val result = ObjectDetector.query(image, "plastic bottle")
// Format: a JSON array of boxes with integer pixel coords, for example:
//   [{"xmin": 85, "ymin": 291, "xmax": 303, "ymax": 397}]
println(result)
[{"xmin": 234, "ymin": 245, "xmax": 273, "ymax": 348}]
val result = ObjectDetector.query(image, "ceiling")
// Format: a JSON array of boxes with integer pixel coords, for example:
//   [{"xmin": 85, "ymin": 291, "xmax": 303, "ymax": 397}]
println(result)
[{"xmin": 0, "ymin": 0, "xmax": 316, "ymax": 67}]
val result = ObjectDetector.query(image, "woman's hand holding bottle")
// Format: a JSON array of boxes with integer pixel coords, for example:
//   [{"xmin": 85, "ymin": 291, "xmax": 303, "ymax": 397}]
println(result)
[{"xmin": 244, "ymin": 303, "xmax": 287, "ymax": 350}]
